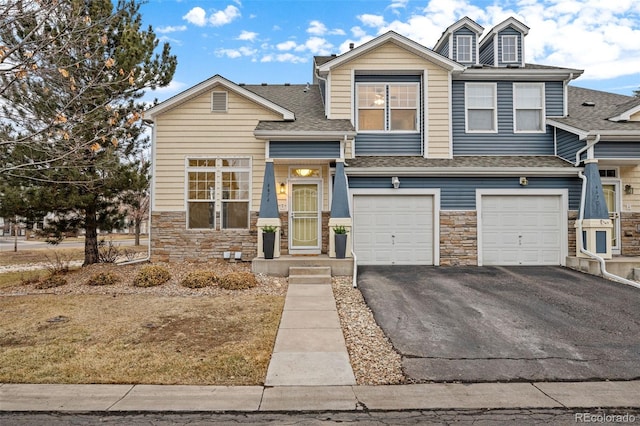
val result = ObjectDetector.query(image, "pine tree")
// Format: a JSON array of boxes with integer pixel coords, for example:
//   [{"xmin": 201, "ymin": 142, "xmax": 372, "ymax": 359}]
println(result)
[{"xmin": 0, "ymin": 0, "xmax": 176, "ymax": 264}]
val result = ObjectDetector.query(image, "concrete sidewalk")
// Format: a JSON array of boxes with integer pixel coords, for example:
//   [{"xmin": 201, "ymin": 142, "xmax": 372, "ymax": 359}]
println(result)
[
  {"xmin": 2, "ymin": 381, "xmax": 640, "ymax": 412},
  {"xmin": 265, "ymin": 266, "xmax": 356, "ymax": 386}
]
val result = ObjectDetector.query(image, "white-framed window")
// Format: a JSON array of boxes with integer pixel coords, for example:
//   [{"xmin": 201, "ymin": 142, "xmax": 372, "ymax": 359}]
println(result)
[
  {"xmin": 456, "ymin": 35, "xmax": 472, "ymax": 63},
  {"xmin": 356, "ymin": 83, "xmax": 419, "ymax": 132},
  {"xmin": 186, "ymin": 157, "xmax": 250, "ymax": 229},
  {"xmin": 502, "ymin": 35, "xmax": 518, "ymax": 63},
  {"xmin": 465, "ymin": 83, "xmax": 497, "ymax": 133},
  {"xmin": 513, "ymin": 83, "xmax": 545, "ymax": 133}
]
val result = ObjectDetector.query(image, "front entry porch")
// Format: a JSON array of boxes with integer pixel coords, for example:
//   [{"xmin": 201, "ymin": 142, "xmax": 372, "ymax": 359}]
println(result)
[
  {"xmin": 566, "ymin": 255, "xmax": 640, "ymax": 282},
  {"xmin": 251, "ymin": 255, "xmax": 353, "ymax": 277}
]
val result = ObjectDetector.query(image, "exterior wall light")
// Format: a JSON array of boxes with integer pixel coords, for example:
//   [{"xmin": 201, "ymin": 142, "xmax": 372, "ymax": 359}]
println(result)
[
  {"xmin": 279, "ymin": 182, "xmax": 286, "ymax": 194},
  {"xmin": 519, "ymin": 177, "xmax": 528, "ymax": 186},
  {"xmin": 625, "ymin": 184, "xmax": 634, "ymax": 195},
  {"xmin": 392, "ymin": 176, "xmax": 400, "ymax": 189}
]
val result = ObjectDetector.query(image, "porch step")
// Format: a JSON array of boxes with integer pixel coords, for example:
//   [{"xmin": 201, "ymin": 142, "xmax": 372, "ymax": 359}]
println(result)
[
  {"xmin": 289, "ymin": 266, "xmax": 331, "ymax": 276},
  {"xmin": 288, "ymin": 266, "xmax": 332, "ymax": 285}
]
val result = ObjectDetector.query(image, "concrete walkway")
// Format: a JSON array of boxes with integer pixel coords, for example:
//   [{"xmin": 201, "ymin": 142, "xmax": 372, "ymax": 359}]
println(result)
[
  {"xmin": 265, "ymin": 266, "xmax": 356, "ymax": 386},
  {"xmin": 2, "ymin": 381, "xmax": 639, "ymax": 412}
]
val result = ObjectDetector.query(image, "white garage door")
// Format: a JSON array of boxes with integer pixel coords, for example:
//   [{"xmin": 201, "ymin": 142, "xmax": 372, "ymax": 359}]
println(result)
[
  {"xmin": 353, "ymin": 195, "xmax": 433, "ymax": 265},
  {"xmin": 481, "ymin": 195, "xmax": 563, "ymax": 265}
]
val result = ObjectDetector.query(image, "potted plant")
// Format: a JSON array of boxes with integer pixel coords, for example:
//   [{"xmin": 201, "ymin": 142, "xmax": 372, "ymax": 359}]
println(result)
[
  {"xmin": 262, "ymin": 225, "xmax": 277, "ymax": 259},
  {"xmin": 333, "ymin": 225, "xmax": 348, "ymax": 259}
]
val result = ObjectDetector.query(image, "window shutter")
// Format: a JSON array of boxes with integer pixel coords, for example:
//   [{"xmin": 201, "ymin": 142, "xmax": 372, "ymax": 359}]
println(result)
[{"xmin": 211, "ymin": 91, "xmax": 227, "ymax": 112}]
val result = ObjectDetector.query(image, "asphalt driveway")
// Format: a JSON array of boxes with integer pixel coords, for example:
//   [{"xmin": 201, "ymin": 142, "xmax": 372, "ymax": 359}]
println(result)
[{"xmin": 357, "ymin": 265, "xmax": 640, "ymax": 382}]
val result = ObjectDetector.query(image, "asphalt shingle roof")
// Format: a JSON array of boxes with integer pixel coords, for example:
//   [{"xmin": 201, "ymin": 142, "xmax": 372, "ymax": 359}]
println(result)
[
  {"xmin": 243, "ymin": 84, "xmax": 354, "ymax": 133},
  {"xmin": 551, "ymin": 86, "xmax": 640, "ymax": 132},
  {"xmin": 346, "ymin": 156, "xmax": 574, "ymax": 169}
]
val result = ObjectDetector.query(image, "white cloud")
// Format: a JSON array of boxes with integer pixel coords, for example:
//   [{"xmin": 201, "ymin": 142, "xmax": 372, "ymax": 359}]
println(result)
[
  {"xmin": 357, "ymin": 14, "xmax": 385, "ymax": 28},
  {"xmin": 275, "ymin": 53, "xmax": 308, "ymax": 64},
  {"xmin": 149, "ymin": 79, "xmax": 187, "ymax": 95},
  {"xmin": 183, "ymin": 5, "xmax": 241, "ymax": 27},
  {"xmin": 182, "ymin": 7, "xmax": 206, "ymax": 26},
  {"xmin": 307, "ymin": 20, "xmax": 346, "ymax": 36},
  {"xmin": 277, "ymin": 40, "xmax": 298, "ymax": 51},
  {"xmin": 216, "ymin": 48, "xmax": 242, "ymax": 59},
  {"xmin": 209, "ymin": 5, "xmax": 241, "ymax": 26},
  {"xmin": 237, "ymin": 30, "xmax": 258, "ymax": 41},
  {"xmin": 156, "ymin": 25, "xmax": 187, "ymax": 34}
]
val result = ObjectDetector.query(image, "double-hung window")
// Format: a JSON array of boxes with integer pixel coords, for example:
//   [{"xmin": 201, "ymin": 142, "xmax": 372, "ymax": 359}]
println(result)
[
  {"xmin": 465, "ymin": 83, "xmax": 497, "ymax": 132},
  {"xmin": 456, "ymin": 35, "xmax": 472, "ymax": 63},
  {"xmin": 357, "ymin": 83, "xmax": 419, "ymax": 132},
  {"xmin": 187, "ymin": 158, "xmax": 250, "ymax": 229},
  {"xmin": 513, "ymin": 83, "xmax": 545, "ymax": 133},
  {"xmin": 502, "ymin": 35, "xmax": 518, "ymax": 63}
]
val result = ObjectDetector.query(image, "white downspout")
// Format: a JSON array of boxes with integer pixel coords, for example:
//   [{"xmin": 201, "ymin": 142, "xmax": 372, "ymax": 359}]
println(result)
[
  {"xmin": 575, "ymin": 135, "xmax": 640, "ymax": 289},
  {"xmin": 352, "ymin": 249, "xmax": 358, "ymax": 288}
]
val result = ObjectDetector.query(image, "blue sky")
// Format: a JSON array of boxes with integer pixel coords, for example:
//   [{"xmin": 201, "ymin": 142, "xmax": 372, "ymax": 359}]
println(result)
[{"xmin": 140, "ymin": 0, "xmax": 640, "ymax": 102}]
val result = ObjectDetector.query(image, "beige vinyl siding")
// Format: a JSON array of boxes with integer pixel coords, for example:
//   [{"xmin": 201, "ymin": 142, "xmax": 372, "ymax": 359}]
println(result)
[
  {"xmin": 153, "ymin": 88, "xmax": 282, "ymax": 211},
  {"xmin": 630, "ymin": 110, "xmax": 640, "ymax": 121},
  {"xmin": 621, "ymin": 165, "xmax": 640, "ymax": 211},
  {"xmin": 328, "ymin": 41, "xmax": 452, "ymax": 158}
]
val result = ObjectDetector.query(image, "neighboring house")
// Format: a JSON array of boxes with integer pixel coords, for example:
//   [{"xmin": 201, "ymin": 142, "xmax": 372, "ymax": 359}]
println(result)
[{"xmin": 145, "ymin": 16, "xmax": 640, "ymax": 269}]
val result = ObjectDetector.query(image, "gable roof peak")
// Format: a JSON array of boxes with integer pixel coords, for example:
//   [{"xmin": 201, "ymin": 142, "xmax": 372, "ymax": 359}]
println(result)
[
  {"xmin": 433, "ymin": 16, "xmax": 484, "ymax": 52},
  {"xmin": 480, "ymin": 16, "xmax": 530, "ymax": 46},
  {"xmin": 317, "ymin": 30, "xmax": 464, "ymax": 74}
]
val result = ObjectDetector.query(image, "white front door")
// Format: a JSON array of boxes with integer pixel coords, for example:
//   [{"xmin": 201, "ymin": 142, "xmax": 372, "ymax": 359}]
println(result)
[
  {"xmin": 289, "ymin": 182, "xmax": 321, "ymax": 254},
  {"xmin": 602, "ymin": 181, "xmax": 621, "ymax": 254}
]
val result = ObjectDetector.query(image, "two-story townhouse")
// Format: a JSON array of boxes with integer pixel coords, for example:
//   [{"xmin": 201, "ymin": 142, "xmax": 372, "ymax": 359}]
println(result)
[{"xmin": 145, "ymin": 16, "xmax": 640, "ymax": 273}]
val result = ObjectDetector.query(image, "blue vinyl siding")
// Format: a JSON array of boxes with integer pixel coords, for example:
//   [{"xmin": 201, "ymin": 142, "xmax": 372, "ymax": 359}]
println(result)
[
  {"xmin": 453, "ymin": 28, "xmax": 477, "ymax": 64},
  {"xmin": 436, "ymin": 40, "xmax": 449, "ymax": 58},
  {"xmin": 595, "ymin": 142, "xmax": 640, "ymax": 159},
  {"xmin": 348, "ymin": 176, "xmax": 582, "ymax": 210},
  {"xmin": 545, "ymin": 81, "xmax": 564, "ymax": 116},
  {"xmin": 452, "ymin": 81, "xmax": 556, "ymax": 155},
  {"xmin": 270, "ymin": 141, "xmax": 340, "ymax": 158},
  {"xmin": 556, "ymin": 128, "xmax": 583, "ymax": 163},
  {"xmin": 479, "ymin": 36, "xmax": 494, "ymax": 65},
  {"xmin": 355, "ymin": 133, "xmax": 422, "ymax": 155}
]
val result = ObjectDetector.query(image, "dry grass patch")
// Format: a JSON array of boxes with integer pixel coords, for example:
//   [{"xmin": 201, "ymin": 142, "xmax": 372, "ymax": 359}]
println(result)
[
  {"xmin": 0, "ymin": 293, "xmax": 284, "ymax": 385},
  {"xmin": 0, "ymin": 247, "xmax": 85, "ymax": 267}
]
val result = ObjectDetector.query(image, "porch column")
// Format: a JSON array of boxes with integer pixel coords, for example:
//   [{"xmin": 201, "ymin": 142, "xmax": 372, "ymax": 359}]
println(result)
[
  {"xmin": 329, "ymin": 159, "xmax": 353, "ymax": 258},
  {"xmin": 257, "ymin": 159, "xmax": 281, "ymax": 258},
  {"xmin": 576, "ymin": 159, "xmax": 613, "ymax": 259}
]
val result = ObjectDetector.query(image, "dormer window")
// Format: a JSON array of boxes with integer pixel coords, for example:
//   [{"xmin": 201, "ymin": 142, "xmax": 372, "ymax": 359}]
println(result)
[
  {"xmin": 502, "ymin": 35, "xmax": 518, "ymax": 63},
  {"xmin": 456, "ymin": 35, "xmax": 472, "ymax": 63},
  {"xmin": 357, "ymin": 83, "xmax": 419, "ymax": 132}
]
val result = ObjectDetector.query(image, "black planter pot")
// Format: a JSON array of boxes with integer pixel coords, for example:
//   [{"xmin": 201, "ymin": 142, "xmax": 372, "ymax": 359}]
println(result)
[
  {"xmin": 263, "ymin": 232, "xmax": 275, "ymax": 259},
  {"xmin": 335, "ymin": 233, "xmax": 347, "ymax": 259}
]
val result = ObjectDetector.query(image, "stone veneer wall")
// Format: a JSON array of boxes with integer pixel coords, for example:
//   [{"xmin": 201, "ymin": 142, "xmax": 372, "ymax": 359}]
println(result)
[
  {"xmin": 439, "ymin": 211, "xmax": 477, "ymax": 266},
  {"xmin": 568, "ymin": 210, "xmax": 577, "ymax": 256},
  {"xmin": 621, "ymin": 212, "xmax": 640, "ymax": 256},
  {"xmin": 151, "ymin": 211, "xmax": 258, "ymax": 263}
]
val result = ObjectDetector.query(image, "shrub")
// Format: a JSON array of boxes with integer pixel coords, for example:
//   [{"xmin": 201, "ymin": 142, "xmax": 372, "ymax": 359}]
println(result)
[
  {"xmin": 98, "ymin": 239, "xmax": 120, "ymax": 263},
  {"xmin": 133, "ymin": 265, "xmax": 171, "ymax": 287},
  {"xmin": 219, "ymin": 271, "xmax": 258, "ymax": 290},
  {"xmin": 180, "ymin": 271, "xmax": 219, "ymax": 289},
  {"xmin": 86, "ymin": 272, "xmax": 119, "ymax": 286},
  {"xmin": 36, "ymin": 274, "xmax": 68, "ymax": 289}
]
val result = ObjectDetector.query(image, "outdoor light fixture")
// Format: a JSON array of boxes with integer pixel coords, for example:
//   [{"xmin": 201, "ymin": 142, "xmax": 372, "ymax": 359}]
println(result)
[
  {"xmin": 625, "ymin": 184, "xmax": 634, "ymax": 195},
  {"xmin": 519, "ymin": 177, "xmax": 528, "ymax": 186},
  {"xmin": 295, "ymin": 168, "xmax": 313, "ymax": 177},
  {"xmin": 279, "ymin": 182, "xmax": 286, "ymax": 194},
  {"xmin": 392, "ymin": 176, "xmax": 400, "ymax": 189}
]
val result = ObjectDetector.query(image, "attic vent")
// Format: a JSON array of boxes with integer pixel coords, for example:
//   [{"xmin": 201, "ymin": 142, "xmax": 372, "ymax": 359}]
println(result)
[
  {"xmin": 211, "ymin": 91, "xmax": 228, "ymax": 112},
  {"xmin": 582, "ymin": 101, "xmax": 595, "ymax": 107}
]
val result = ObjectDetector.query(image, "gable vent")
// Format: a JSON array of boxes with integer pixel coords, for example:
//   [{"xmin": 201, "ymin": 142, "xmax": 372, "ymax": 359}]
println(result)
[{"xmin": 211, "ymin": 91, "xmax": 228, "ymax": 112}]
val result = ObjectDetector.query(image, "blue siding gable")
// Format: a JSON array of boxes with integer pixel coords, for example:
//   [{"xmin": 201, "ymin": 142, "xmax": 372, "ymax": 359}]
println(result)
[
  {"xmin": 452, "ymin": 81, "xmax": 562, "ymax": 155},
  {"xmin": 556, "ymin": 128, "xmax": 583, "ymax": 163},
  {"xmin": 270, "ymin": 141, "xmax": 340, "ymax": 158},
  {"xmin": 497, "ymin": 27, "xmax": 523, "ymax": 66},
  {"xmin": 595, "ymin": 142, "xmax": 640, "ymax": 159},
  {"xmin": 452, "ymin": 27, "xmax": 477, "ymax": 65}
]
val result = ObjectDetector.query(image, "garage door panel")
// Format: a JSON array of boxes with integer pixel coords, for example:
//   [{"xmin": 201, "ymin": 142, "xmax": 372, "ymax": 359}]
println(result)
[
  {"xmin": 354, "ymin": 195, "xmax": 433, "ymax": 265},
  {"xmin": 481, "ymin": 195, "xmax": 563, "ymax": 266}
]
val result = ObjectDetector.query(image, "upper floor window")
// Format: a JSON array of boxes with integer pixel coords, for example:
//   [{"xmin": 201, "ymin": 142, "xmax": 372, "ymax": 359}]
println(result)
[
  {"xmin": 513, "ymin": 83, "xmax": 545, "ymax": 133},
  {"xmin": 357, "ymin": 83, "xmax": 419, "ymax": 132},
  {"xmin": 187, "ymin": 158, "xmax": 250, "ymax": 230},
  {"xmin": 465, "ymin": 83, "xmax": 497, "ymax": 133},
  {"xmin": 456, "ymin": 35, "xmax": 472, "ymax": 63},
  {"xmin": 502, "ymin": 35, "xmax": 518, "ymax": 63}
]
